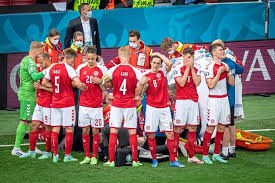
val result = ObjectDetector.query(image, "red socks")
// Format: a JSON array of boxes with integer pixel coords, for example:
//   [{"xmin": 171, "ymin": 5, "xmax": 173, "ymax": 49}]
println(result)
[
  {"xmin": 214, "ymin": 131, "xmax": 224, "ymax": 155},
  {"xmin": 203, "ymin": 131, "xmax": 212, "ymax": 156},
  {"xmin": 109, "ymin": 133, "xmax": 117, "ymax": 162},
  {"xmin": 51, "ymin": 131, "xmax": 59, "ymax": 155},
  {"xmin": 174, "ymin": 132, "xmax": 180, "ymax": 158},
  {"xmin": 148, "ymin": 137, "xmax": 157, "ymax": 160},
  {"xmin": 65, "ymin": 132, "xmax": 74, "ymax": 155},
  {"xmin": 167, "ymin": 139, "xmax": 176, "ymax": 162},
  {"xmin": 82, "ymin": 134, "xmax": 91, "ymax": 158},
  {"xmin": 130, "ymin": 134, "xmax": 138, "ymax": 162},
  {"xmin": 29, "ymin": 131, "xmax": 39, "ymax": 151},
  {"xmin": 187, "ymin": 131, "xmax": 196, "ymax": 158},
  {"xmin": 92, "ymin": 133, "xmax": 100, "ymax": 158},
  {"xmin": 45, "ymin": 131, "xmax": 51, "ymax": 152}
]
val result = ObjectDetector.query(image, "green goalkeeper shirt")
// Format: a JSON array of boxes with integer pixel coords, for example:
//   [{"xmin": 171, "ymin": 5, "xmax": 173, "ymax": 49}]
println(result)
[{"xmin": 17, "ymin": 56, "xmax": 44, "ymax": 102}]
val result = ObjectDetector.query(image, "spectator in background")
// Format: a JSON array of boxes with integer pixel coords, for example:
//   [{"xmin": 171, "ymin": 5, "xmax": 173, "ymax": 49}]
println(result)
[
  {"xmin": 66, "ymin": 31, "xmax": 86, "ymax": 69},
  {"xmin": 66, "ymin": 0, "xmax": 109, "ymax": 11},
  {"xmin": 64, "ymin": 3, "xmax": 101, "ymax": 58},
  {"xmin": 43, "ymin": 29, "xmax": 64, "ymax": 63}
]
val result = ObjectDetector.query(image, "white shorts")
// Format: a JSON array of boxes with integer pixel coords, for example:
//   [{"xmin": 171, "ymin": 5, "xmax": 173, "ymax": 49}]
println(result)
[
  {"xmin": 78, "ymin": 106, "xmax": 104, "ymax": 128},
  {"xmin": 32, "ymin": 104, "xmax": 51, "ymax": 126},
  {"xmin": 174, "ymin": 100, "xmax": 200, "ymax": 127},
  {"xmin": 207, "ymin": 97, "xmax": 231, "ymax": 126},
  {"xmin": 51, "ymin": 106, "xmax": 76, "ymax": 127},
  {"xmin": 109, "ymin": 106, "xmax": 137, "ymax": 129},
  {"xmin": 145, "ymin": 105, "xmax": 173, "ymax": 133}
]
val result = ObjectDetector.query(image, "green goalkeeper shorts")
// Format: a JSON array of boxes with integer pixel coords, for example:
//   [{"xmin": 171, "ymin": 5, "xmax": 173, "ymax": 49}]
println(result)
[{"xmin": 19, "ymin": 100, "xmax": 36, "ymax": 122}]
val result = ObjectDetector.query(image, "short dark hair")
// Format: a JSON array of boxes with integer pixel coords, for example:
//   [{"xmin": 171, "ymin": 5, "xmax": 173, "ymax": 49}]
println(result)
[
  {"xmin": 39, "ymin": 52, "xmax": 50, "ymax": 60},
  {"xmin": 48, "ymin": 29, "xmax": 60, "ymax": 37},
  {"xmin": 209, "ymin": 43, "xmax": 224, "ymax": 56},
  {"xmin": 182, "ymin": 47, "xmax": 194, "ymax": 56},
  {"xmin": 64, "ymin": 49, "xmax": 77, "ymax": 59},
  {"xmin": 78, "ymin": 3, "xmax": 90, "ymax": 12},
  {"xmin": 87, "ymin": 46, "xmax": 97, "ymax": 54},
  {"xmin": 150, "ymin": 55, "xmax": 163, "ymax": 64},
  {"xmin": 129, "ymin": 30, "xmax": 140, "ymax": 39}
]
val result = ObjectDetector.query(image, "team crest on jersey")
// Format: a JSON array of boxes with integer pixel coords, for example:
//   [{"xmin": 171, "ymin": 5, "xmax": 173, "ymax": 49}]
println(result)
[
  {"xmin": 48, "ymin": 48, "xmax": 52, "ymax": 53},
  {"xmin": 156, "ymin": 73, "xmax": 161, "ymax": 78},
  {"xmin": 94, "ymin": 71, "xmax": 99, "ymax": 76},
  {"xmin": 84, "ymin": 71, "xmax": 87, "ymax": 75},
  {"xmin": 210, "ymin": 119, "xmax": 215, "ymax": 124},
  {"xmin": 176, "ymin": 120, "xmax": 181, "ymax": 124},
  {"xmin": 146, "ymin": 126, "xmax": 150, "ymax": 130}
]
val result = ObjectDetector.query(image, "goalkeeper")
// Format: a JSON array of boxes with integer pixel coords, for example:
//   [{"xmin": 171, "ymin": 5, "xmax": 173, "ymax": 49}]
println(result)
[{"xmin": 11, "ymin": 42, "xmax": 45, "ymax": 156}]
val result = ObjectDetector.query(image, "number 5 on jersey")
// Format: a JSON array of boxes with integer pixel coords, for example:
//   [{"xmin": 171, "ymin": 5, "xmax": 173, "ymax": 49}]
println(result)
[
  {"xmin": 120, "ymin": 79, "xmax": 127, "ymax": 95},
  {"xmin": 55, "ymin": 76, "xmax": 60, "ymax": 93}
]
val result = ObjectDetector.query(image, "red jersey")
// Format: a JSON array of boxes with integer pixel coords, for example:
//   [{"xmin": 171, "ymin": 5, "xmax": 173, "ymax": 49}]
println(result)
[
  {"xmin": 105, "ymin": 64, "xmax": 141, "ymax": 108},
  {"xmin": 144, "ymin": 67, "xmax": 170, "ymax": 108},
  {"xmin": 77, "ymin": 64, "xmax": 107, "ymax": 108},
  {"xmin": 105, "ymin": 56, "xmax": 121, "ymax": 69},
  {"xmin": 37, "ymin": 66, "xmax": 53, "ymax": 108},
  {"xmin": 45, "ymin": 63, "xmax": 77, "ymax": 108},
  {"xmin": 174, "ymin": 66, "xmax": 199, "ymax": 102},
  {"xmin": 205, "ymin": 61, "xmax": 228, "ymax": 97}
]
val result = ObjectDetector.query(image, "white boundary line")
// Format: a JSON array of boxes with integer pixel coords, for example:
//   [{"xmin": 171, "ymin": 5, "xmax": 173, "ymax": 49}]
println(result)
[
  {"xmin": 245, "ymin": 129, "xmax": 275, "ymax": 132},
  {"xmin": 0, "ymin": 128, "xmax": 274, "ymax": 148},
  {"xmin": 0, "ymin": 142, "xmax": 45, "ymax": 147}
]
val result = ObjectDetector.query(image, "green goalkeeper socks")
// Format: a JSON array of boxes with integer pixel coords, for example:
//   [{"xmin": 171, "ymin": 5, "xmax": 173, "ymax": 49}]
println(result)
[{"xmin": 14, "ymin": 123, "xmax": 28, "ymax": 148}]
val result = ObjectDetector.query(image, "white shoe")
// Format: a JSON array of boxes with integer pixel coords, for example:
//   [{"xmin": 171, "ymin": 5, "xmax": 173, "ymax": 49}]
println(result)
[
  {"xmin": 188, "ymin": 156, "xmax": 204, "ymax": 164},
  {"xmin": 11, "ymin": 147, "xmax": 25, "ymax": 157},
  {"xmin": 35, "ymin": 147, "xmax": 45, "ymax": 155}
]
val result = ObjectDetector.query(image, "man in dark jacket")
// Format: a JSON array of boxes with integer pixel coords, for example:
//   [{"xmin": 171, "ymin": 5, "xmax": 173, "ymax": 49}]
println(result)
[{"xmin": 64, "ymin": 3, "xmax": 101, "ymax": 57}]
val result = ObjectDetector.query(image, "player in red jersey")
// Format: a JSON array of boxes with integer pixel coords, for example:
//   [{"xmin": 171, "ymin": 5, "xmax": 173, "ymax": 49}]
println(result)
[
  {"xmin": 173, "ymin": 47, "xmax": 204, "ymax": 164},
  {"xmin": 201, "ymin": 43, "xmax": 235, "ymax": 164},
  {"xmin": 20, "ymin": 52, "xmax": 54, "ymax": 159},
  {"xmin": 103, "ymin": 46, "xmax": 142, "ymax": 167},
  {"xmin": 136, "ymin": 52, "xmax": 185, "ymax": 168},
  {"xmin": 43, "ymin": 49, "xmax": 87, "ymax": 163},
  {"xmin": 76, "ymin": 46, "xmax": 108, "ymax": 165}
]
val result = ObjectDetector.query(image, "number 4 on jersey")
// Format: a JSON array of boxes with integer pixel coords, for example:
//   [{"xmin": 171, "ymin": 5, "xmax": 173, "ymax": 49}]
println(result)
[{"xmin": 119, "ymin": 79, "xmax": 127, "ymax": 95}]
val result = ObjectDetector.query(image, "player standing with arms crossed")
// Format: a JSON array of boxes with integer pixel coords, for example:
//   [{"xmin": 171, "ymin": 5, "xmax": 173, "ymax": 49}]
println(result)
[
  {"xmin": 201, "ymin": 43, "xmax": 235, "ymax": 164},
  {"xmin": 103, "ymin": 46, "xmax": 142, "ymax": 167},
  {"xmin": 43, "ymin": 49, "xmax": 87, "ymax": 163}
]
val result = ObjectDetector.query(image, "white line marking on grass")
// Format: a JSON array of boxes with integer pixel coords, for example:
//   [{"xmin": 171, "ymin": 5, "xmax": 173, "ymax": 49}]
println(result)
[
  {"xmin": 0, "ymin": 142, "xmax": 45, "ymax": 147},
  {"xmin": 244, "ymin": 129, "xmax": 275, "ymax": 132}
]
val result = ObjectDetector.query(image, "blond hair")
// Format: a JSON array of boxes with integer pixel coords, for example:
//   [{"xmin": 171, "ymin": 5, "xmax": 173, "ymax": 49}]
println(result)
[
  {"xmin": 118, "ymin": 46, "xmax": 130, "ymax": 57},
  {"xmin": 212, "ymin": 39, "xmax": 224, "ymax": 48},
  {"xmin": 30, "ymin": 41, "xmax": 43, "ymax": 51}
]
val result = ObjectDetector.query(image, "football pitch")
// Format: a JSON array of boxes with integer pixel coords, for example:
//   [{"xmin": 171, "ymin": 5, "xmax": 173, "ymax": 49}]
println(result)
[{"xmin": 0, "ymin": 95, "xmax": 275, "ymax": 183}]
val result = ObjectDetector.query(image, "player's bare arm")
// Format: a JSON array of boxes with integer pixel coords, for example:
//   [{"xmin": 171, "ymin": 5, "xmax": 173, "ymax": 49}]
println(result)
[
  {"xmin": 206, "ymin": 66, "xmax": 225, "ymax": 89},
  {"xmin": 136, "ymin": 76, "xmax": 149, "ymax": 96},
  {"xmin": 175, "ymin": 66, "xmax": 190, "ymax": 87},
  {"xmin": 42, "ymin": 78, "xmax": 53, "ymax": 88},
  {"xmin": 225, "ymin": 64, "xmax": 235, "ymax": 86},
  {"xmin": 72, "ymin": 77, "xmax": 88, "ymax": 91},
  {"xmin": 34, "ymin": 80, "xmax": 53, "ymax": 93}
]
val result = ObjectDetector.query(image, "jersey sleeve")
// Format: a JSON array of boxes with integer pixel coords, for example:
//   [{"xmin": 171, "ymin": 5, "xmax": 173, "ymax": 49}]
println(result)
[
  {"xmin": 65, "ymin": 63, "xmax": 78, "ymax": 79},
  {"xmin": 205, "ymin": 63, "xmax": 214, "ymax": 79},
  {"xmin": 45, "ymin": 68, "xmax": 51, "ymax": 80},
  {"xmin": 99, "ymin": 65, "xmax": 108, "ymax": 77},
  {"xmin": 27, "ymin": 59, "xmax": 38, "ymax": 75},
  {"xmin": 134, "ymin": 67, "xmax": 142, "ymax": 83},
  {"xmin": 104, "ymin": 66, "xmax": 116, "ymax": 82}
]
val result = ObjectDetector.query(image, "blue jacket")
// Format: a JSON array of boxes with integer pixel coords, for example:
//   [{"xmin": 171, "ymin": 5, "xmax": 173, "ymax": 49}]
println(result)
[{"xmin": 222, "ymin": 58, "xmax": 244, "ymax": 107}]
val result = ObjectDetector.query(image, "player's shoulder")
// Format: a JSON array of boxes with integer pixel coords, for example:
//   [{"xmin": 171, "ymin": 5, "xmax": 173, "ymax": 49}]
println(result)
[{"xmin": 77, "ymin": 62, "xmax": 88, "ymax": 71}]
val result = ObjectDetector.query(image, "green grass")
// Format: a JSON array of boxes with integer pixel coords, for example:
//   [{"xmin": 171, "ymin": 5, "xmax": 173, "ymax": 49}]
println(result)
[{"xmin": 0, "ymin": 95, "xmax": 275, "ymax": 183}]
